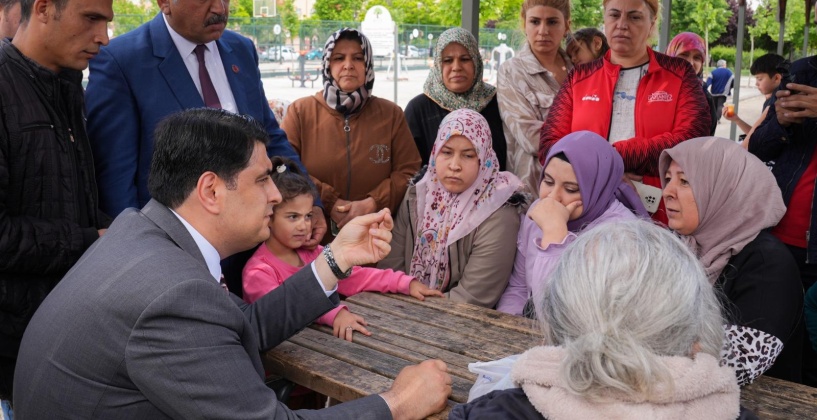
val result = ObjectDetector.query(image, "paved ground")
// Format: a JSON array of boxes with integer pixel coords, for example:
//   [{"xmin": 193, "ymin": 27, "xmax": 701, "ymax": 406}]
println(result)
[{"xmin": 262, "ymin": 64, "xmax": 767, "ymax": 142}]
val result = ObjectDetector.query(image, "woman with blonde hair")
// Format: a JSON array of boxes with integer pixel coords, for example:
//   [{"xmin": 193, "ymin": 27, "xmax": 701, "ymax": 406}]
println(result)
[
  {"xmin": 539, "ymin": 0, "xmax": 710, "ymax": 224},
  {"xmin": 497, "ymin": 0, "xmax": 573, "ymax": 193}
]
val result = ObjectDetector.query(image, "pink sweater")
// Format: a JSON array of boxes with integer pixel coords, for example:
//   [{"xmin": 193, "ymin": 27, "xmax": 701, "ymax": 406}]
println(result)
[{"xmin": 242, "ymin": 244, "xmax": 414, "ymax": 326}]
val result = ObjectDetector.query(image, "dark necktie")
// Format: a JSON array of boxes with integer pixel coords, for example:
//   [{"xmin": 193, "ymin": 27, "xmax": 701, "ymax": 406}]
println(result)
[{"xmin": 194, "ymin": 44, "xmax": 222, "ymax": 109}]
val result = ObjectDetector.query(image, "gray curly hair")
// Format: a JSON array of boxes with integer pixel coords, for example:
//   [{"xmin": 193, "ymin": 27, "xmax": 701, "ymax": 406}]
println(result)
[{"xmin": 537, "ymin": 219, "xmax": 724, "ymax": 400}]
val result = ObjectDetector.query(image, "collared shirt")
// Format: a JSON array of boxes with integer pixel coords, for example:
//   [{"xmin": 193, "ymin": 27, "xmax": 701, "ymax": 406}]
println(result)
[
  {"xmin": 162, "ymin": 14, "xmax": 238, "ymax": 113},
  {"xmin": 169, "ymin": 210, "xmax": 336, "ymax": 297}
]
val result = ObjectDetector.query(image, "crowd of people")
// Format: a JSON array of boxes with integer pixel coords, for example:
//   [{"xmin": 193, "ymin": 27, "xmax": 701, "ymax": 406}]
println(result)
[{"xmin": 2, "ymin": 0, "xmax": 817, "ymax": 417}]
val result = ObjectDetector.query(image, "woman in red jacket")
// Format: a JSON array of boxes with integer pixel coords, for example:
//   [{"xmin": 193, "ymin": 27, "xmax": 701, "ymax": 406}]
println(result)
[{"xmin": 539, "ymin": 0, "xmax": 710, "ymax": 223}]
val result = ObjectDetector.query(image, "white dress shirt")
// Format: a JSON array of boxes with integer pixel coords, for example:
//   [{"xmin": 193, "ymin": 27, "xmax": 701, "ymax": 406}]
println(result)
[
  {"xmin": 162, "ymin": 14, "xmax": 238, "ymax": 113},
  {"xmin": 169, "ymin": 210, "xmax": 336, "ymax": 297}
]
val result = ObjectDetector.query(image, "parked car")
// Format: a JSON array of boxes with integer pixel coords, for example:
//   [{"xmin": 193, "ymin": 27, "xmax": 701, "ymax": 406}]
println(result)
[
  {"xmin": 261, "ymin": 46, "xmax": 298, "ymax": 61},
  {"xmin": 407, "ymin": 45, "xmax": 421, "ymax": 58},
  {"xmin": 305, "ymin": 48, "xmax": 323, "ymax": 60}
]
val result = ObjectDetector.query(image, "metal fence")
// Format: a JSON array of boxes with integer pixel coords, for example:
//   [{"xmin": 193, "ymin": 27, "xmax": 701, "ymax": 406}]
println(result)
[{"xmin": 112, "ymin": 16, "xmax": 525, "ymax": 60}]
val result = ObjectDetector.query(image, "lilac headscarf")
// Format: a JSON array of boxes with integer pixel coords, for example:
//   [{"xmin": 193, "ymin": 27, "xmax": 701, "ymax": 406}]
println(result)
[{"xmin": 542, "ymin": 131, "xmax": 648, "ymax": 231}]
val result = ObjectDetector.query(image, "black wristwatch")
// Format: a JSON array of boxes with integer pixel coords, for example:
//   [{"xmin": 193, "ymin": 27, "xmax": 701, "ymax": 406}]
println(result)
[{"xmin": 323, "ymin": 244, "xmax": 352, "ymax": 279}]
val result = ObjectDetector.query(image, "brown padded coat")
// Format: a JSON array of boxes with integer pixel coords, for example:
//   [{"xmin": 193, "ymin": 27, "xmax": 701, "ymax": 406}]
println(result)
[
  {"xmin": 282, "ymin": 93, "xmax": 421, "ymax": 219},
  {"xmin": 378, "ymin": 179, "xmax": 526, "ymax": 308}
]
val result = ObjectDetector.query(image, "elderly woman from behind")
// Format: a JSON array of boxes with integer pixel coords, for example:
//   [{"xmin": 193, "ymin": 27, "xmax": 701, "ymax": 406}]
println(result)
[
  {"xmin": 452, "ymin": 219, "xmax": 751, "ymax": 419},
  {"xmin": 660, "ymin": 137, "xmax": 803, "ymax": 383},
  {"xmin": 539, "ymin": 0, "xmax": 710, "ymax": 224},
  {"xmin": 497, "ymin": 0, "xmax": 573, "ymax": 193}
]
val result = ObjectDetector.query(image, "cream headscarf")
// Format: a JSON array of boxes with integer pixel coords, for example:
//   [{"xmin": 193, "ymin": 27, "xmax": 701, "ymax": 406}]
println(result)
[
  {"xmin": 423, "ymin": 27, "xmax": 496, "ymax": 112},
  {"xmin": 659, "ymin": 137, "xmax": 786, "ymax": 283}
]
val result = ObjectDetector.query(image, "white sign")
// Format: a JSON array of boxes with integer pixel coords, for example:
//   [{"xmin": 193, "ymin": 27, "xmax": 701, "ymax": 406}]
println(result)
[
  {"xmin": 273, "ymin": 24, "xmax": 281, "ymax": 35},
  {"xmin": 361, "ymin": 6, "xmax": 395, "ymax": 57}
]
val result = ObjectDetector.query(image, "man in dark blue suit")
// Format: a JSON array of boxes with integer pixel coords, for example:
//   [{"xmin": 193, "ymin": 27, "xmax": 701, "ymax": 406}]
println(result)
[{"xmin": 85, "ymin": 0, "xmax": 326, "ymax": 248}]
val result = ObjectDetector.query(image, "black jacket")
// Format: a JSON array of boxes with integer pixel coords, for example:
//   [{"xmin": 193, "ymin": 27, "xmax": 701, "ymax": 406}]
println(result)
[
  {"xmin": 0, "ymin": 40, "xmax": 110, "ymax": 394},
  {"xmin": 749, "ymin": 55, "xmax": 817, "ymax": 262},
  {"xmin": 404, "ymin": 94, "xmax": 507, "ymax": 171},
  {"xmin": 717, "ymin": 231, "xmax": 804, "ymax": 383}
]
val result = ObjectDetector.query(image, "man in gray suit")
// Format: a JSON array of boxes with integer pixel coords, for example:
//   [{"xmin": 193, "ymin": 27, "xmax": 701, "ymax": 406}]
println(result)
[{"xmin": 13, "ymin": 109, "xmax": 451, "ymax": 419}]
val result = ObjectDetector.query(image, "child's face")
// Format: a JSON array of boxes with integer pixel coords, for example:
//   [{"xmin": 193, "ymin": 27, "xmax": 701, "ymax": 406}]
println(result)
[
  {"xmin": 566, "ymin": 39, "xmax": 598, "ymax": 66},
  {"xmin": 755, "ymin": 72, "xmax": 781, "ymax": 96},
  {"xmin": 269, "ymin": 193, "xmax": 314, "ymax": 250}
]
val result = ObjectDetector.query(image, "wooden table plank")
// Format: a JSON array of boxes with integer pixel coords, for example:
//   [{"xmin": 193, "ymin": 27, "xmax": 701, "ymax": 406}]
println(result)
[
  {"xmin": 344, "ymin": 300, "xmax": 538, "ymax": 358},
  {"xmin": 263, "ymin": 341, "xmax": 391, "ymax": 401},
  {"xmin": 740, "ymin": 376, "xmax": 817, "ymax": 418},
  {"xmin": 290, "ymin": 327, "xmax": 474, "ymax": 403},
  {"xmin": 311, "ymin": 324, "xmax": 476, "ymax": 380},
  {"xmin": 359, "ymin": 293, "xmax": 543, "ymax": 335}
]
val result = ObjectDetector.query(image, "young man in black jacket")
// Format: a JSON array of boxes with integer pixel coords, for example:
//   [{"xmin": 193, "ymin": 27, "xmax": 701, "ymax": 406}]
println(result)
[{"xmin": 0, "ymin": 0, "xmax": 112, "ymax": 407}]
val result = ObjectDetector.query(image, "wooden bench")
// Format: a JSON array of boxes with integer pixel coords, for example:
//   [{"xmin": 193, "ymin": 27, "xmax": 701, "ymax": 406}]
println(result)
[{"xmin": 264, "ymin": 292, "xmax": 817, "ymax": 418}]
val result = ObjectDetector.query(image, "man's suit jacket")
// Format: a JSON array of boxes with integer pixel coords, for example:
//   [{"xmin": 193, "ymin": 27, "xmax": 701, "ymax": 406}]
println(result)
[
  {"xmin": 13, "ymin": 200, "xmax": 391, "ymax": 419},
  {"xmin": 85, "ymin": 14, "xmax": 308, "ymax": 217}
]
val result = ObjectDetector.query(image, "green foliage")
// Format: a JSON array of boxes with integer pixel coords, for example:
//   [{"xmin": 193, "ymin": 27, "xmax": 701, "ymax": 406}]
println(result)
[
  {"xmin": 281, "ymin": 0, "xmax": 301, "ymax": 36},
  {"xmin": 571, "ymin": 0, "xmax": 604, "ymax": 30},
  {"xmin": 313, "ymin": 0, "xmax": 362, "ymax": 21},
  {"xmin": 709, "ymin": 45, "xmax": 769, "ymax": 67},
  {"xmin": 751, "ymin": 0, "xmax": 817, "ymax": 57},
  {"xmin": 111, "ymin": 0, "xmax": 150, "ymax": 36}
]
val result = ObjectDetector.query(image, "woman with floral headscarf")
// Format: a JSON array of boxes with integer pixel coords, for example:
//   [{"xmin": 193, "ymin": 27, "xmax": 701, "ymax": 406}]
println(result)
[
  {"xmin": 404, "ymin": 28, "xmax": 508, "ymax": 171},
  {"xmin": 379, "ymin": 109, "xmax": 527, "ymax": 308},
  {"xmin": 666, "ymin": 32, "xmax": 718, "ymax": 135},
  {"xmin": 282, "ymin": 28, "xmax": 421, "ymax": 241}
]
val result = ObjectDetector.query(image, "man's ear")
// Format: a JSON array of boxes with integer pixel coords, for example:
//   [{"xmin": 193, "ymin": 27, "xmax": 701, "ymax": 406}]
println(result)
[
  {"xmin": 157, "ymin": 0, "xmax": 171, "ymax": 15},
  {"xmin": 196, "ymin": 171, "xmax": 223, "ymax": 215},
  {"xmin": 32, "ymin": 0, "xmax": 51, "ymax": 23}
]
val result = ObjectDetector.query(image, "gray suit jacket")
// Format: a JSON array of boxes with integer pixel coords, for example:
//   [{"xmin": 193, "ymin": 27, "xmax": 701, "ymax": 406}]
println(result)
[{"xmin": 14, "ymin": 200, "xmax": 391, "ymax": 419}]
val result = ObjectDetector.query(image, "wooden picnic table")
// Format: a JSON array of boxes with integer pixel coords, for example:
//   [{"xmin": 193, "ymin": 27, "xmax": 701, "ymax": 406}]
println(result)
[{"xmin": 264, "ymin": 292, "xmax": 817, "ymax": 419}]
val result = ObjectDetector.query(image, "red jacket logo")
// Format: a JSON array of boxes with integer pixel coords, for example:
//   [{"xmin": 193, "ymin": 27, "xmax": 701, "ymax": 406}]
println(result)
[{"xmin": 648, "ymin": 91, "xmax": 673, "ymax": 103}]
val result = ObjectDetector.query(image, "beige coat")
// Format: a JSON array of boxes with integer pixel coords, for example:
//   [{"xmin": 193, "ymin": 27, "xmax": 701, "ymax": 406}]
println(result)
[
  {"xmin": 497, "ymin": 44, "xmax": 572, "ymax": 193},
  {"xmin": 282, "ymin": 93, "xmax": 421, "ymax": 216},
  {"xmin": 378, "ymin": 181, "xmax": 526, "ymax": 308}
]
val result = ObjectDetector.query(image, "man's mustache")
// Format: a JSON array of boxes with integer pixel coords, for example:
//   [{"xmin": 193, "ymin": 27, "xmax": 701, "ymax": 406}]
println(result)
[{"xmin": 205, "ymin": 14, "xmax": 228, "ymax": 26}]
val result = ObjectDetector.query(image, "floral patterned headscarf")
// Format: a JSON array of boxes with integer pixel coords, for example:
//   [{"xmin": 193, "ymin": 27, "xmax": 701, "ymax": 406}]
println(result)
[
  {"xmin": 423, "ymin": 27, "xmax": 496, "ymax": 112},
  {"xmin": 410, "ymin": 109, "xmax": 522, "ymax": 291},
  {"xmin": 322, "ymin": 28, "xmax": 375, "ymax": 115}
]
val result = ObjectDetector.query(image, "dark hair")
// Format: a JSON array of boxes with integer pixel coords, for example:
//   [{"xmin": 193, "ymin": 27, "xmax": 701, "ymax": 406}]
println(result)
[
  {"xmin": 750, "ymin": 53, "xmax": 785, "ymax": 76},
  {"xmin": 336, "ymin": 29, "xmax": 362, "ymax": 44},
  {"xmin": 0, "ymin": 0, "xmax": 20, "ymax": 13},
  {"xmin": 567, "ymin": 28, "xmax": 610, "ymax": 58},
  {"xmin": 19, "ymin": 0, "xmax": 65, "ymax": 22},
  {"xmin": 552, "ymin": 151, "xmax": 570, "ymax": 163},
  {"xmin": 148, "ymin": 108, "xmax": 268, "ymax": 209},
  {"xmin": 269, "ymin": 156, "xmax": 317, "ymax": 204}
]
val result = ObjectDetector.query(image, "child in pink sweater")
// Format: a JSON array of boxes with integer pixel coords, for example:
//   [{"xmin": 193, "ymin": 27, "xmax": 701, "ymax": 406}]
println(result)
[{"xmin": 243, "ymin": 157, "xmax": 442, "ymax": 341}]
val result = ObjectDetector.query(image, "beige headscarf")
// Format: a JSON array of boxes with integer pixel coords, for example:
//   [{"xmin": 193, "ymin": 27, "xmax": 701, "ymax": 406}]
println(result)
[{"xmin": 659, "ymin": 137, "xmax": 786, "ymax": 283}]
